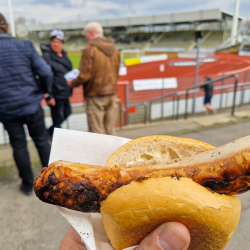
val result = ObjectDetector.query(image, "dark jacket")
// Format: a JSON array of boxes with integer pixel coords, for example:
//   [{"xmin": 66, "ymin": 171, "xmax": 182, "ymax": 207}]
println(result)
[
  {"xmin": 202, "ymin": 78, "xmax": 214, "ymax": 98},
  {"xmin": 0, "ymin": 32, "xmax": 53, "ymax": 123},
  {"xmin": 40, "ymin": 44, "xmax": 72, "ymax": 100},
  {"xmin": 72, "ymin": 37, "xmax": 120, "ymax": 98}
]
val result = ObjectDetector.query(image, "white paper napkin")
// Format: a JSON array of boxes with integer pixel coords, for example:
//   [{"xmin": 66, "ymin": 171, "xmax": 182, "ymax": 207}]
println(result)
[
  {"xmin": 64, "ymin": 69, "xmax": 80, "ymax": 80},
  {"xmin": 49, "ymin": 128, "xmax": 133, "ymax": 250}
]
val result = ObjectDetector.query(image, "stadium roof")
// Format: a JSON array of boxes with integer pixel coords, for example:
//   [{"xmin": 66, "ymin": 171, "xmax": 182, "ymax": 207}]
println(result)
[{"xmin": 26, "ymin": 8, "xmax": 244, "ymax": 32}]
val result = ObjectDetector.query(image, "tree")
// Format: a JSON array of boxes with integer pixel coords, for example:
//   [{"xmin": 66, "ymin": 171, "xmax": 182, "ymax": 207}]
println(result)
[
  {"xmin": 15, "ymin": 16, "xmax": 28, "ymax": 39},
  {"xmin": 15, "ymin": 16, "xmax": 26, "ymax": 25},
  {"xmin": 243, "ymin": 20, "xmax": 250, "ymax": 35}
]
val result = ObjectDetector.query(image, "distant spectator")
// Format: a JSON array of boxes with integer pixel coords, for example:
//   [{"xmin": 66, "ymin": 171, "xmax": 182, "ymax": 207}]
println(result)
[
  {"xmin": 0, "ymin": 13, "xmax": 53, "ymax": 195},
  {"xmin": 67, "ymin": 22, "xmax": 120, "ymax": 135},
  {"xmin": 201, "ymin": 76, "xmax": 214, "ymax": 115},
  {"xmin": 40, "ymin": 29, "xmax": 73, "ymax": 139}
]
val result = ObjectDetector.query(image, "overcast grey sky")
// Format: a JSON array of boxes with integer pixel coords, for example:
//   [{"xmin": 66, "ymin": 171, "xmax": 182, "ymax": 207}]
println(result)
[{"xmin": 1, "ymin": 0, "xmax": 249, "ymax": 24}]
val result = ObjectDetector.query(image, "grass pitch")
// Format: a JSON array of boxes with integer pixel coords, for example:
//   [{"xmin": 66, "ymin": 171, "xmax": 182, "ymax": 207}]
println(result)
[
  {"xmin": 68, "ymin": 53, "xmax": 82, "ymax": 69},
  {"xmin": 67, "ymin": 52, "xmax": 177, "ymax": 69}
]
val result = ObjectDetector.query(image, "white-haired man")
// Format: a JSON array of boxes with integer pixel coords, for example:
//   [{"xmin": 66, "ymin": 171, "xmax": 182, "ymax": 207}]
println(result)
[{"xmin": 68, "ymin": 22, "xmax": 120, "ymax": 135}]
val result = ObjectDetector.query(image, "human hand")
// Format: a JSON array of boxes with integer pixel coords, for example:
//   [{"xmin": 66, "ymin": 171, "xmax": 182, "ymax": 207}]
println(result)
[
  {"xmin": 60, "ymin": 226, "xmax": 86, "ymax": 250},
  {"xmin": 60, "ymin": 222, "xmax": 190, "ymax": 250},
  {"xmin": 136, "ymin": 222, "xmax": 190, "ymax": 250},
  {"xmin": 67, "ymin": 80, "xmax": 73, "ymax": 87},
  {"xmin": 47, "ymin": 98, "xmax": 56, "ymax": 106}
]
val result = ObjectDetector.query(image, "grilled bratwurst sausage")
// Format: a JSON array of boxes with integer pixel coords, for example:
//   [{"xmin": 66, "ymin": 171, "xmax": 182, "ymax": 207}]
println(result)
[{"xmin": 34, "ymin": 135, "xmax": 250, "ymax": 212}]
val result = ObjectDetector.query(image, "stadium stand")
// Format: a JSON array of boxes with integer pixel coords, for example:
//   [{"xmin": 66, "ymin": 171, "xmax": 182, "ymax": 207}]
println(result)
[
  {"xmin": 114, "ymin": 32, "xmax": 155, "ymax": 50},
  {"xmin": 63, "ymin": 35, "xmax": 87, "ymax": 51},
  {"xmin": 152, "ymin": 31, "xmax": 194, "ymax": 51},
  {"xmin": 200, "ymin": 31, "xmax": 224, "ymax": 49},
  {"xmin": 27, "ymin": 9, "xmax": 243, "ymax": 52}
]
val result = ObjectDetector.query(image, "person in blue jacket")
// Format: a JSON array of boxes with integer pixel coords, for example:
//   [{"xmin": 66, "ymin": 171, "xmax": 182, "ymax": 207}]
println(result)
[
  {"xmin": 201, "ymin": 76, "xmax": 214, "ymax": 115},
  {"xmin": 0, "ymin": 13, "xmax": 53, "ymax": 196}
]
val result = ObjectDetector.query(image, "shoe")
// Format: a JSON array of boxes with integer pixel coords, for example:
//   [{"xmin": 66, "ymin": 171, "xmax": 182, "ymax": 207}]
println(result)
[{"xmin": 19, "ymin": 182, "xmax": 33, "ymax": 196}]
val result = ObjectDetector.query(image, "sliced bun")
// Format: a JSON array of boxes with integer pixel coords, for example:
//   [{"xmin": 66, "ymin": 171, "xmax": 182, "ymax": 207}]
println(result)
[
  {"xmin": 103, "ymin": 136, "xmax": 240, "ymax": 250},
  {"xmin": 101, "ymin": 177, "xmax": 241, "ymax": 250},
  {"xmin": 105, "ymin": 135, "xmax": 215, "ymax": 168}
]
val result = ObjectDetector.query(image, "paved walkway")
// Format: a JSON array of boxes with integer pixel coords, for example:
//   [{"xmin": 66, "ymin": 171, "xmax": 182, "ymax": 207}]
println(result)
[
  {"xmin": 1, "ymin": 107, "xmax": 250, "ymax": 249},
  {"xmin": 117, "ymin": 107, "xmax": 250, "ymax": 139}
]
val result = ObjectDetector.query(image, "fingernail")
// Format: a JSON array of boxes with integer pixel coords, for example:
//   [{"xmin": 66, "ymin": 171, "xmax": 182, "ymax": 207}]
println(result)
[{"xmin": 159, "ymin": 225, "xmax": 187, "ymax": 250}]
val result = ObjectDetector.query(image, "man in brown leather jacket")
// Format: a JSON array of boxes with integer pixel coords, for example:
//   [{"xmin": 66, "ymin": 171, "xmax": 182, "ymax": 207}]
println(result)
[{"xmin": 68, "ymin": 22, "xmax": 120, "ymax": 135}]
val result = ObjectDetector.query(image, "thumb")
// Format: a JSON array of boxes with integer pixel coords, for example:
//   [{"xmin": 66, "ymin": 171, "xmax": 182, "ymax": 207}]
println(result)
[{"xmin": 136, "ymin": 222, "xmax": 190, "ymax": 250}]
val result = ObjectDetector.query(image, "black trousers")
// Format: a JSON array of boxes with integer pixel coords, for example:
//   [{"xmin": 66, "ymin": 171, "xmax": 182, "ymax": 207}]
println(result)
[
  {"xmin": 48, "ymin": 98, "xmax": 71, "ymax": 136},
  {"xmin": 3, "ymin": 106, "xmax": 51, "ymax": 186}
]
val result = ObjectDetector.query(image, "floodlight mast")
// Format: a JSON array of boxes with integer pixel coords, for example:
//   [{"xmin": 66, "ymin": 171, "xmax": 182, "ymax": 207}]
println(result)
[
  {"xmin": 8, "ymin": 0, "xmax": 16, "ymax": 37},
  {"xmin": 231, "ymin": 0, "xmax": 240, "ymax": 46}
]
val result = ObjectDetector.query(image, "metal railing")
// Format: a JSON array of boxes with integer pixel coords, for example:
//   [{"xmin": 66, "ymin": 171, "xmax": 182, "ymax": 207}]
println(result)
[
  {"xmin": 116, "ymin": 99, "xmax": 123, "ymax": 129},
  {"xmin": 149, "ymin": 92, "xmax": 179, "ymax": 123},
  {"xmin": 126, "ymin": 77, "xmax": 246, "ymax": 125},
  {"xmin": 240, "ymin": 71, "xmax": 249, "ymax": 105},
  {"xmin": 184, "ymin": 74, "xmax": 238, "ymax": 119},
  {"xmin": 127, "ymin": 102, "xmax": 148, "ymax": 125}
]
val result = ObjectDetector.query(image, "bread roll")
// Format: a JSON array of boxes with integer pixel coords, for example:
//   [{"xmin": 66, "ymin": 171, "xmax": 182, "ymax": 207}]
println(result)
[
  {"xmin": 105, "ymin": 135, "xmax": 215, "ymax": 168},
  {"xmin": 102, "ymin": 136, "xmax": 240, "ymax": 250},
  {"xmin": 101, "ymin": 177, "xmax": 241, "ymax": 250}
]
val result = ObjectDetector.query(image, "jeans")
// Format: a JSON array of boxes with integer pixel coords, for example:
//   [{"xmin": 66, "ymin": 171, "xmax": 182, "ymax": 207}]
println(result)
[
  {"xmin": 48, "ymin": 98, "xmax": 71, "ymax": 136},
  {"xmin": 3, "ymin": 106, "xmax": 51, "ymax": 186}
]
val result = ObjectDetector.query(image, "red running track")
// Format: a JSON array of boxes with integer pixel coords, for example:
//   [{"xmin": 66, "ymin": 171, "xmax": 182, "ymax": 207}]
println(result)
[{"xmin": 42, "ymin": 53, "xmax": 250, "ymax": 106}]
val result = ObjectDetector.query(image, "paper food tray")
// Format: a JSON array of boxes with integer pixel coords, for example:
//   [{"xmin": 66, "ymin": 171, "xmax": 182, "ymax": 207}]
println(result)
[{"xmin": 49, "ymin": 128, "xmax": 137, "ymax": 250}]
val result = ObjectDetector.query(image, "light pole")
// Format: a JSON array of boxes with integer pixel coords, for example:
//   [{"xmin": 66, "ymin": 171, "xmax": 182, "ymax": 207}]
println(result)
[
  {"xmin": 231, "ymin": 0, "xmax": 240, "ymax": 46},
  {"xmin": 192, "ymin": 31, "xmax": 202, "ymax": 114},
  {"xmin": 8, "ymin": 0, "xmax": 16, "ymax": 37}
]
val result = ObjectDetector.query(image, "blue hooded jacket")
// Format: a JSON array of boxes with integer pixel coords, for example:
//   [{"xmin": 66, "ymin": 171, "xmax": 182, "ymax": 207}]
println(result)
[{"xmin": 0, "ymin": 32, "xmax": 53, "ymax": 123}]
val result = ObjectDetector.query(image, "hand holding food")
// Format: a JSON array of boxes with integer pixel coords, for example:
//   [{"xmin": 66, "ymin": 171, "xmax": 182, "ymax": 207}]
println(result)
[
  {"xmin": 34, "ymin": 135, "xmax": 250, "ymax": 250},
  {"xmin": 60, "ymin": 223, "xmax": 191, "ymax": 250}
]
